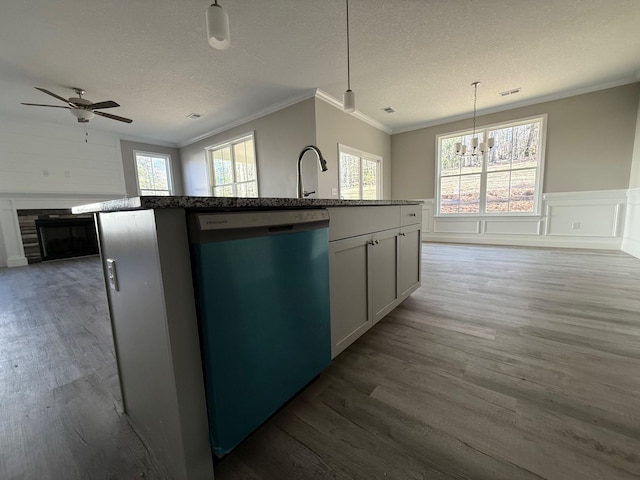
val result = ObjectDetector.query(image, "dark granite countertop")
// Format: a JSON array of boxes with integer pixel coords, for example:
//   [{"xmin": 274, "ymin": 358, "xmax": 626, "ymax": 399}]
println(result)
[{"xmin": 72, "ymin": 196, "xmax": 423, "ymax": 214}]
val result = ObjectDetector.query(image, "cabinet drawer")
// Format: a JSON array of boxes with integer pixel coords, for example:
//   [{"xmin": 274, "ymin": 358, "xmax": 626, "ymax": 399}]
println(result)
[
  {"xmin": 400, "ymin": 204, "xmax": 422, "ymax": 226},
  {"xmin": 328, "ymin": 206, "xmax": 399, "ymax": 241}
]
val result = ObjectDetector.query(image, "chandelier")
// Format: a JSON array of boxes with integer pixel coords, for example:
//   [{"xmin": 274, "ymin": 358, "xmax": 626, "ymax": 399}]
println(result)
[{"xmin": 455, "ymin": 82, "xmax": 494, "ymax": 157}]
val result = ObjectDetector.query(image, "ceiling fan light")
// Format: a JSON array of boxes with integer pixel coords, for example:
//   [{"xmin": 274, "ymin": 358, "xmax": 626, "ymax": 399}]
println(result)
[
  {"xmin": 207, "ymin": 3, "xmax": 230, "ymax": 50},
  {"xmin": 343, "ymin": 89, "xmax": 355, "ymax": 113},
  {"xmin": 70, "ymin": 109, "xmax": 94, "ymax": 120}
]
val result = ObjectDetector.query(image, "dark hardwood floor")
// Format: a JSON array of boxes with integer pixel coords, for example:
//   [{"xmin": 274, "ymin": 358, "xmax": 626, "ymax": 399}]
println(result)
[
  {"xmin": 2, "ymin": 244, "xmax": 640, "ymax": 479},
  {"xmin": 0, "ymin": 257, "xmax": 168, "ymax": 480}
]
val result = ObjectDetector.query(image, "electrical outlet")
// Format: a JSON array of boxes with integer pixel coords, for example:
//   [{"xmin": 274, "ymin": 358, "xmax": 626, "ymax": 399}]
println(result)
[
  {"xmin": 571, "ymin": 221, "xmax": 580, "ymax": 230},
  {"xmin": 42, "ymin": 169, "xmax": 49, "ymax": 176}
]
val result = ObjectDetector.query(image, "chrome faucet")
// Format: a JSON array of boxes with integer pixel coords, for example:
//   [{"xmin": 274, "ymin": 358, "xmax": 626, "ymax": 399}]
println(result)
[{"xmin": 297, "ymin": 145, "xmax": 328, "ymax": 198}]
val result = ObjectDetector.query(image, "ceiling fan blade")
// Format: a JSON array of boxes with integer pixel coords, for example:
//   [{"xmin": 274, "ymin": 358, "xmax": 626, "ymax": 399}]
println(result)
[
  {"xmin": 21, "ymin": 103, "xmax": 71, "ymax": 109},
  {"xmin": 35, "ymin": 87, "xmax": 70, "ymax": 104},
  {"xmin": 88, "ymin": 100, "xmax": 120, "ymax": 110},
  {"xmin": 94, "ymin": 110, "xmax": 133, "ymax": 124}
]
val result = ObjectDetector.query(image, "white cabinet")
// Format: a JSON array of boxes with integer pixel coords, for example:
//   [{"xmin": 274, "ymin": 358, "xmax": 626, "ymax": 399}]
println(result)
[
  {"xmin": 398, "ymin": 223, "xmax": 422, "ymax": 298},
  {"xmin": 327, "ymin": 205, "xmax": 422, "ymax": 358},
  {"xmin": 371, "ymin": 228, "xmax": 399, "ymax": 324},
  {"xmin": 329, "ymin": 234, "xmax": 372, "ymax": 356}
]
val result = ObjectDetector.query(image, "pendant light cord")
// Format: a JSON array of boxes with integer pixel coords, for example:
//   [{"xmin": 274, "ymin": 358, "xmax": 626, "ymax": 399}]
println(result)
[
  {"xmin": 346, "ymin": 0, "xmax": 351, "ymax": 90},
  {"xmin": 472, "ymin": 82, "xmax": 478, "ymax": 140}
]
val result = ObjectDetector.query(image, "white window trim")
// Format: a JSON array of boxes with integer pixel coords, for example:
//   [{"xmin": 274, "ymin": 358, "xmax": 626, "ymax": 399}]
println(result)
[
  {"xmin": 435, "ymin": 114, "xmax": 547, "ymax": 217},
  {"xmin": 205, "ymin": 131, "xmax": 259, "ymax": 197},
  {"xmin": 133, "ymin": 150, "xmax": 174, "ymax": 196},
  {"xmin": 338, "ymin": 144, "xmax": 383, "ymax": 200}
]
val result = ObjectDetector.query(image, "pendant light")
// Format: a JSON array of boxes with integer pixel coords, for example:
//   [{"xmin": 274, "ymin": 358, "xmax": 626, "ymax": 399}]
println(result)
[
  {"xmin": 455, "ymin": 82, "xmax": 494, "ymax": 157},
  {"xmin": 206, "ymin": 0, "xmax": 230, "ymax": 50},
  {"xmin": 343, "ymin": 0, "xmax": 355, "ymax": 113}
]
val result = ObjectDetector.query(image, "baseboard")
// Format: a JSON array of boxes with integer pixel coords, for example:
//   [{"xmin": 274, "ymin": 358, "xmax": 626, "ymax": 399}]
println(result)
[
  {"xmin": 422, "ymin": 233, "xmax": 623, "ymax": 250},
  {"xmin": 622, "ymin": 237, "xmax": 640, "ymax": 259},
  {"xmin": 7, "ymin": 256, "xmax": 28, "ymax": 267}
]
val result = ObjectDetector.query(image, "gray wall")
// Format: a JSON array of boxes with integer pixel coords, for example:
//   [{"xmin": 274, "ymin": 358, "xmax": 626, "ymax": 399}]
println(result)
[
  {"xmin": 315, "ymin": 99, "xmax": 392, "ymax": 199},
  {"xmin": 391, "ymin": 83, "xmax": 640, "ymax": 199},
  {"xmin": 180, "ymin": 98, "xmax": 316, "ymax": 198},
  {"xmin": 120, "ymin": 140, "xmax": 183, "ymax": 196}
]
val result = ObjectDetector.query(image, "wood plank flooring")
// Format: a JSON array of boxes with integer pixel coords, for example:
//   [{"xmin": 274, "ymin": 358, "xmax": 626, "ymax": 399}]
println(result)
[
  {"xmin": 2, "ymin": 244, "xmax": 640, "ymax": 479},
  {"xmin": 0, "ymin": 257, "xmax": 168, "ymax": 480},
  {"xmin": 216, "ymin": 244, "xmax": 640, "ymax": 480}
]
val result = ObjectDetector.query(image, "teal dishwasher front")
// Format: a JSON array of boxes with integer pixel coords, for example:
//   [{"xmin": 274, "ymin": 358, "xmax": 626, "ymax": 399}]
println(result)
[{"xmin": 188, "ymin": 210, "xmax": 331, "ymax": 456}]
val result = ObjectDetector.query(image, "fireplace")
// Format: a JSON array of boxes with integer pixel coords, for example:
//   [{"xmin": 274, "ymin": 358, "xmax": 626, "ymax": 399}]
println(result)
[
  {"xmin": 35, "ymin": 217, "xmax": 99, "ymax": 261},
  {"xmin": 16, "ymin": 209, "xmax": 99, "ymax": 263}
]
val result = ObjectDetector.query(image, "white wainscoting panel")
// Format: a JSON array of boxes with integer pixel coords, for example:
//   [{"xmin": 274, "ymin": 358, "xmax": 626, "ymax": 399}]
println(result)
[
  {"xmin": 422, "ymin": 190, "xmax": 627, "ymax": 250},
  {"xmin": 434, "ymin": 219, "xmax": 481, "ymax": 234},
  {"xmin": 546, "ymin": 204, "xmax": 621, "ymax": 237},
  {"xmin": 622, "ymin": 188, "xmax": 640, "ymax": 259},
  {"xmin": 544, "ymin": 190, "xmax": 625, "ymax": 238},
  {"xmin": 416, "ymin": 199, "xmax": 434, "ymax": 235},
  {"xmin": 484, "ymin": 218, "xmax": 542, "ymax": 235}
]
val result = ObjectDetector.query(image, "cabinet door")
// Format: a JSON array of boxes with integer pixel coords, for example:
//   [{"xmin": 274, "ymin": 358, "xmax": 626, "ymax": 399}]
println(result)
[
  {"xmin": 329, "ymin": 234, "xmax": 372, "ymax": 358},
  {"xmin": 371, "ymin": 228, "xmax": 399, "ymax": 324},
  {"xmin": 398, "ymin": 223, "xmax": 422, "ymax": 298}
]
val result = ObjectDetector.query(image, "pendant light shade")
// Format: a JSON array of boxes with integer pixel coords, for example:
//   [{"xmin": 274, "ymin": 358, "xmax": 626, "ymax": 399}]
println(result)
[
  {"xmin": 343, "ymin": 89, "xmax": 355, "ymax": 113},
  {"xmin": 206, "ymin": 1, "xmax": 230, "ymax": 50}
]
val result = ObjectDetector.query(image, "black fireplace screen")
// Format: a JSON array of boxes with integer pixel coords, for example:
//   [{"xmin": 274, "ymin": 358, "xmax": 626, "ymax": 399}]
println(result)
[{"xmin": 35, "ymin": 217, "xmax": 99, "ymax": 261}]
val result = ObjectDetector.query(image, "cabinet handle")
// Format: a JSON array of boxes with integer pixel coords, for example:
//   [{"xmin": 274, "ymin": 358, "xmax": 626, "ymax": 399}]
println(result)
[
  {"xmin": 400, "ymin": 232, "xmax": 406, "ymax": 236},
  {"xmin": 368, "ymin": 240, "xmax": 375, "ymax": 246},
  {"xmin": 409, "ymin": 213, "xmax": 417, "ymax": 217},
  {"xmin": 374, "ymin": 240, "xmax": 379, "ymax": 245}
]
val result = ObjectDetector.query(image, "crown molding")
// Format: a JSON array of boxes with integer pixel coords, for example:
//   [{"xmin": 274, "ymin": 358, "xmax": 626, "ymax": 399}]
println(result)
[
  {"xmin": 118, "ymin": 134, "xmax": 178, "ymax": 148},
  {"xmin": 178, "ymin": 89, "xmax": 318, "ymax": 148},
  {"xmin": 392, "ymin": 76, "xmax": 640, "ymax": 135},
  {"xmin": 314, "ymin": 89, "xmax": 392, "ymax": 134}
]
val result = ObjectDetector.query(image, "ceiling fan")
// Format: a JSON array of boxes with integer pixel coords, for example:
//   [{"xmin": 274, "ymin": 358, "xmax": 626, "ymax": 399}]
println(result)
[{"xmin": 21, "ymin": 87, "xmax": 133, "ymax": 124}]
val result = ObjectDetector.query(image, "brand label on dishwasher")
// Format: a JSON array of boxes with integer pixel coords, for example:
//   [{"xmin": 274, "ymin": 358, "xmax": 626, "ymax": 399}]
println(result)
[{"xmin": 197, "ymin": 210, "xmax": 329, "ymax": 230}]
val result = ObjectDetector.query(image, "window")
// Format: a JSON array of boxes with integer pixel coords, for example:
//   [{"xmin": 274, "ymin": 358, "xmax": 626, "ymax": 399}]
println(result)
[
  {"xmin": 207, "ymin": 133, "xmax": 258, "ymax": 197},
  {"xmin": 134, "ymin": 152, "xmax": 173, "ymax": 196},
  {"xmin": 436, "ymin": 116, "xmax": 546, "ymax": 215},
  {"xmin": 339, "ymin": 145, "xmax": 381, "ymax": 200}
]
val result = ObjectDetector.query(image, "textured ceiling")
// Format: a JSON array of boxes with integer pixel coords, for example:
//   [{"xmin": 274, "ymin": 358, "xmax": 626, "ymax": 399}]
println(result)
[{"xmin": 1, "ymin": 0, "xmax": 639, "ymax": 146}]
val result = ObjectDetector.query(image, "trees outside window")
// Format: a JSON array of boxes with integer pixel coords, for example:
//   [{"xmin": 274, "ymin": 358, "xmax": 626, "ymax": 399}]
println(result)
[
  {"xmin": 339, "ymin": 145, "xmax": 381, "ymax": 200},
  {"xmin": 207, "ymin": 134, "xmax": 258, "ymax": 198},
  {"xmin": 437, "ymin": 116, "xmax": 545, "ymax": 215},
  {"xmin": 135, "ymin": 152, "xmax": 173, "ymax": 196}
]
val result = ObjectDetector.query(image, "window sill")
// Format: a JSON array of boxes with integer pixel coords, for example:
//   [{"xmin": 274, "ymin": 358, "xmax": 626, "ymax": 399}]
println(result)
[{"xmin": 435, "ymin": 213, "xmax": 542, "ymax": 220}]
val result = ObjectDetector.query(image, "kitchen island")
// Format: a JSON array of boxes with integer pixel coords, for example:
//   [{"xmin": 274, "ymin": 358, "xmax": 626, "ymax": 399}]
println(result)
[{"xmin": 73, "ymin": 196, "xmax": 422, "ymax": 480}]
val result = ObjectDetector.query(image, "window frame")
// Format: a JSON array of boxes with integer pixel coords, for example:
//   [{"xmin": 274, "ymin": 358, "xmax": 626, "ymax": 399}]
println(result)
[
  {"xmin": 338, "ymin": 144, "xmax": 383, "ymax": 200},
  {"xmin": 435, "ymin": 114, "xmax": 547, "ymax": 217},
  {"xmin": 133, "ymin": 150, "xmax": 174, "ymax": 196},
  {"xmin": 205, "ymin": 132, "xmax": 259, "ymax": 198}
]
